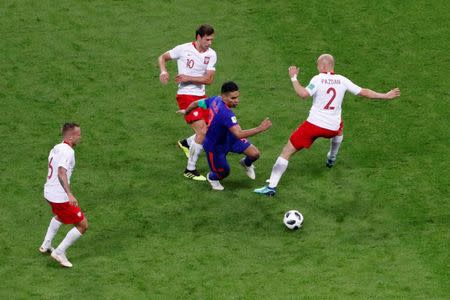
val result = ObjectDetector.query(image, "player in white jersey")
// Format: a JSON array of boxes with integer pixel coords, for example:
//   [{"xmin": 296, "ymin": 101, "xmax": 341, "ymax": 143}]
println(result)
[
  {"xmin": 39, "ymin": 123, "xmax": 88, "ymax": 267},
  {"xmin": 254, "ymin": 54, "xmax": 400, "ymax": 196},
  {"xmin": 158, "ymin": 24, "xmax": 217, "ymax": 181}
]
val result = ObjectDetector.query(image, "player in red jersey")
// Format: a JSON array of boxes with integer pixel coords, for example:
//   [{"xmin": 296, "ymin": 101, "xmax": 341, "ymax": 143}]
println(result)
[
  {"xmin": 40, "ymin": 123, "xmax": 88, "ymax": 267},
  {"xmin": 254, "ymin": 54, "xmax": 400, "ymax": 196},
  {"xmin": 158, "ymin": 24, "xmax": 217, "ymax": 181}
]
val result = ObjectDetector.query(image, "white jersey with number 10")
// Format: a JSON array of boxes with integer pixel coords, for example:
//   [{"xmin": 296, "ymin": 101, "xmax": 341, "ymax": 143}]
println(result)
[
  {"xmin": 169, "ymin": 42, "xmax": 217, "ymax": 96},
  {"xmin": 44, "ymin": 142, "xmax": 75, "ymax": 203},
  {"xmin": 305, "ymin": 72, "xmax": 362, "ymax": 131}
]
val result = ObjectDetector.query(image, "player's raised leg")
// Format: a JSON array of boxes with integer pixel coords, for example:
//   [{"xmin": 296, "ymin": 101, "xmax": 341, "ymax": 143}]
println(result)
[
  {"xmin": 254, "ymin": 141, "xmax": 298, "ymax": 196},
  {"xmin": 184, "ymin": 120, "xmax": 207, "ymax": 181},
  {"xmin": 39, "ymin": 216, "xmax": 62, "ymax": 254},
  {"xmin": 326, "ymin": 134, "xmax": 343, "ymax": 168}
]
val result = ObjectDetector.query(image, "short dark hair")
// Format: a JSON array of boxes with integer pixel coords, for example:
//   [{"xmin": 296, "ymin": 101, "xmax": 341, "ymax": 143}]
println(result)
[
  {"xmin": 221, "ymin": 81, "xmax": 239, "ymax": 94},
  {"xmin": 62, "ymin": 122, "xmax": 80, "ymax": 135},
  {"xmin": 196, "ymin": 24, "xmax": 214, "ymax": 38}
]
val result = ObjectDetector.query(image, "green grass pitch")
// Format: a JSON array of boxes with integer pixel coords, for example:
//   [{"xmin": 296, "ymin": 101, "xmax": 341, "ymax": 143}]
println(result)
[{"xmin": 1, "ymin": 0, "xmax": 449, "ymax": 298}]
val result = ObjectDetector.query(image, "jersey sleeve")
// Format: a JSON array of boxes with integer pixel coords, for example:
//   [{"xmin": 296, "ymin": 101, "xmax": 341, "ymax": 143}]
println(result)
[
  {"xmin": 56, "ymin": 149, "xmax": 73, "ymax": 170},
  {"xmin": 168, "ymin": 44, "xmax": 184, "ymax": 60},
  {"xmin": 223, "ymin": 110, "xmax": 239, "ymax": 129},
  {"xmin": 342, "ymin": 76, "xmax": 362, "ymax": 95},
  {"xmin": 305, "ymin": 76, "xmax": 319, "ymax": 96},
  {"xmin": 206, "ymin": 51, "xmax": 217, "ymax": 71}
]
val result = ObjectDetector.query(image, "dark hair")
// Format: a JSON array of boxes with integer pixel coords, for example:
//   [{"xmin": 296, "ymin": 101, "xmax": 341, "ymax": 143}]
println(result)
[
  {"xmin": 196, "ymin": 24, "xmax": 214, "ymax": 38},
  {"xmin": 221, "ymin": 81, "xmax": 239, "ymax": 94},
  {"xmin": 62, "ymin": 122, "xmax": 80, "ymax": 135}
]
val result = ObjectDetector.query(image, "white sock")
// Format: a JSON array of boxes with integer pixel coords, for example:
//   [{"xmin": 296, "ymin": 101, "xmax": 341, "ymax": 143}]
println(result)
[
  {"xmin": 268, "ymin": 156, "xmax": 289, "ymax": 188},
  {"xmin": 186, "ymin": 134, "xmax": 196, "ymax": 147},
  {"xmin": 42, "ymin": 217, "xmax": 62, "ymax": 247},
  {"xmin": 55, "ymin": 227, "xmax": 82, "ymax": 254},
  {"xmin": 328, "ymin": 135, "xmax": 343, "ymax": 160},
  {"xmin": 187, "ymin": 141, "xmax": 203, "ymax": 171}
]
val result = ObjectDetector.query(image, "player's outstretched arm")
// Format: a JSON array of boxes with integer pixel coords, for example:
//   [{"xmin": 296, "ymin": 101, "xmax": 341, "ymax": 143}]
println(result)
[
  {"xmin": 359, "ymin": 87, "xmax": 400, "ymax": 100},
  {"xmin": 289, "ymin": 66, "xmax": 310, "ymax": 99},
  {"xmin": 175, "ymin": 70, "xmax": 215, "ymax": 85},
  {"xmin": 229, "ymin": 118, "xmax": 272, "ymax": 139},
  {"xmin": 158, "ymin": 52, "xmax": 172, "ymax": 85}
]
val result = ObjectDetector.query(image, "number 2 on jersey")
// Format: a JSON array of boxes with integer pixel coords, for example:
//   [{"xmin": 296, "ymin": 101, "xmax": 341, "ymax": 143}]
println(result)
[
  {"xmin": 48, "ymin": 157, "xmax": 54, "ymax": 179},
  {"xmin": 324, "ymin": 87, "xmax": 336, "ymax": 110}
]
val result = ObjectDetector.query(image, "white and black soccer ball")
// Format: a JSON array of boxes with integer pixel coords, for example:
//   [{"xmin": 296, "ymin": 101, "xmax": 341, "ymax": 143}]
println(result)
[{"xmin": 283, "ymin": 210, "xmax": 304, "ymax": 230}]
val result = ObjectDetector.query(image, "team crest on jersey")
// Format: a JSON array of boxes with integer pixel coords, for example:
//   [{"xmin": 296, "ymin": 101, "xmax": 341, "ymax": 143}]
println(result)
[
  {"xmin": 231, "ymin": 116, "xmax": 237, "ymax": 123},
  {"xmin": 204, "ymin": 56, "xmax": 210, "ymax": 64},
  {"xmin": 193, "ymin": 111, "xmax": 199, "ymax": 116}
]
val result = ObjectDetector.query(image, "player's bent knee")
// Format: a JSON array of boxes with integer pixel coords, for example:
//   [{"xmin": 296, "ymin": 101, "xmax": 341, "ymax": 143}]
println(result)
[
  {"xmin": 192, "ymin": 120, "xmax": 206, "ymax": 129},
  {"xmin": 192, "ymin": 123, "xmax": 207, "ymax": 142},
  {"xmin": 76, "ymin": 218, "xmax": 88, "ymax": 234},
  {"xmin": 245, "ymin": 146, "xmax": 260, "ymax": 160},
  {"xmin": 198, "ymin": 127, "xmax": 207, "ymax": 138},
  {"xmin": 249, "ymin": 151, "xmax": 260, "ymax": 161}
]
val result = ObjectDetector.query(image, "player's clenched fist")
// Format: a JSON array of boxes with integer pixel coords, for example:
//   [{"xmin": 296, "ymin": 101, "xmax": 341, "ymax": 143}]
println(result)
[{"xmin": 259, "ymin": 118, "xmax": 272, "ymax": 131}]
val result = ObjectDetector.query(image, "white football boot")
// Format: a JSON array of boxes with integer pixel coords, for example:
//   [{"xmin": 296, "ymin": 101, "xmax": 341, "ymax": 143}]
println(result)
[
  {"xmin": 207, "ymin": 172, "xmax": 224, "ymax": 191},
  {"xmin": 51, "ymin": 250, "xmax": 73, "ymax": 268},
  {"xmin": 239, "ymin": 158, "xmax": 255, "ymax": 180}
]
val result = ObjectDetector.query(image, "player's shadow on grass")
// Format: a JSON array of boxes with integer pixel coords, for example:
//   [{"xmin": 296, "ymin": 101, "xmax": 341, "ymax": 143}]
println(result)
[{"xmin": 221, "ymin": 177, "xmax": 257, "ymax": 190}]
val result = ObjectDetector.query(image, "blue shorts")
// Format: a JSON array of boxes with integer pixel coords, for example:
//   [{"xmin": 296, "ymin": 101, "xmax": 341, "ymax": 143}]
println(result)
[
  {"xmin": 205, "ymin": 138, "xmax": 251, "ymax": 180},
  {"xmin": 228, "ymin": 136, "xmax": 251, "ymax": 154}
]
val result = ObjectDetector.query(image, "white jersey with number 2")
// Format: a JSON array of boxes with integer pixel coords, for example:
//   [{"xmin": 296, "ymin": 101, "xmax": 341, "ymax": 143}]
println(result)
[
  {"xmin": 44, "ymin": 142, "xmax": 75, "ymax": 203},
  {"xmin": 169, "ymin": 42, "xmax": 217, "ymax": 96},
  {"xmin": 305, "ymin": 72, "xmax": 362, "ymax": 131}
]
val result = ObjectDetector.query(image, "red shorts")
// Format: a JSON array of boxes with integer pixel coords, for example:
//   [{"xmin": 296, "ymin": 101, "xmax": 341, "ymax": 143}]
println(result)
[
  {"xmin": 176, "ymin": 94, "xmax": 208, "ymax": 124},
  {"xmin": 48, "ymin": 201, "xmax": 85, "ymax": 224},
  {"xmin": 289, "ymin": 121, "xmax": 343, "ymax": 150}
]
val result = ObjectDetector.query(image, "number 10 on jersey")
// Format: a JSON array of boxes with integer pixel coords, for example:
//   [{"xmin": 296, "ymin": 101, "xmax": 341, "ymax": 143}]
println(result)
[{"xmin": 186, "ymin": 58, "xmax": 194, "ymax": 69}]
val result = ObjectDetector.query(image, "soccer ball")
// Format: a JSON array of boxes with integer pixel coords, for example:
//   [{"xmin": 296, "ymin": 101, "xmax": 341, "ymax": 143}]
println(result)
[{"xmin": 283, "ymin": 210, "xmax": 304, "ymax": 230}]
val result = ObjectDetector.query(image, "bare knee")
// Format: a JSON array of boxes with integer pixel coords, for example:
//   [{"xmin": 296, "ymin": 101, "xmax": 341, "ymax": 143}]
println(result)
[
  {"xmin": 253, "ymin": 153, "xmax": 260, "ymax": 161},
  {"xmin": 244, "ymin": 146, "xmax": 260, "ymax": 160},
  {"xmin": 76, "ymin": 218, "xmax": 88, "ymax": 234},
  {"xmin": 191, "ymin": 121, "xmax": 207, "ymax": 143},
  {"xmin": 196, "ymin": 127, "xmax": 207, "ymax": 142},
  {"xmin": 249, "ymin": 149, "xmax": 260, "ymax": 160}
]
